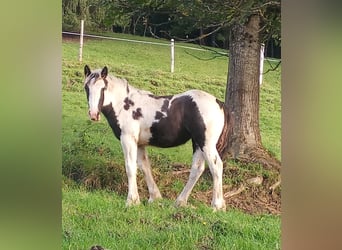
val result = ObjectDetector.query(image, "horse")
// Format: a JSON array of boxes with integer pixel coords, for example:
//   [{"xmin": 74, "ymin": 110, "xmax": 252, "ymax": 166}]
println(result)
[{"xmin": 83, "ymin": 65, "xmax": 232, "ymax": 211}]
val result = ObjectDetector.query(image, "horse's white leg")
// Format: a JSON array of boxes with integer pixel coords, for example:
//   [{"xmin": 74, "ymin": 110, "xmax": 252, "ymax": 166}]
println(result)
[
  {"xmin": 202, "ymin": 147, "xmax": 226, "ymax": 211},
  {"xmin": 137, "ymin": 146, "xmax": 162, "ymax": 202},
  {"xmin": 175, "ymin": 149, "xmax": 205, "ymax": 207},
  {"xmin": 120, "ymin": 134, "xmax": 140, "ymax": 206}
]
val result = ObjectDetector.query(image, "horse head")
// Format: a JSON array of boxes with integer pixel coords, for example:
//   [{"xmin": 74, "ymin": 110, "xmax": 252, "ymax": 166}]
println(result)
[{"xmin": 84, "ymin": 65, "xmax": 108, "ymax": 121}]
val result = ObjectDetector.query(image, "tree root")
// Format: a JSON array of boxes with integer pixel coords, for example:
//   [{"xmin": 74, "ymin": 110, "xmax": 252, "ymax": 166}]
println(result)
[
  {"xmin": 233, "ymin": 146, "xmax": 281, "ymax": 171},
  {"xmin": 224, "ymin": 184, "xmax": 246, "ymax": 198},
  {"xmin": 172, "ymin": 169, "xmax": 190, "ymax": 175},
  {"xmin": 247, "ymin": 176, "xmax": 263, "ymax": 185},
  {"xmin": 269, "ymin": 177, "xmax": 281, "ymax": 193}
]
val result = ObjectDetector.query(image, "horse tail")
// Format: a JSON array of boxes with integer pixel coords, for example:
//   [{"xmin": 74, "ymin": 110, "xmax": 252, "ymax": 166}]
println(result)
[{"xmin": 216, "ymin": 100, "xmax": 233, "ymax": 158}]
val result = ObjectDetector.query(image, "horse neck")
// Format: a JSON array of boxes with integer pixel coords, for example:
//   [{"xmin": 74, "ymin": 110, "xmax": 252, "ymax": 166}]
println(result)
[{"xmin": 106, "ymin": 76, "xmax": 143, "ymax": 106}]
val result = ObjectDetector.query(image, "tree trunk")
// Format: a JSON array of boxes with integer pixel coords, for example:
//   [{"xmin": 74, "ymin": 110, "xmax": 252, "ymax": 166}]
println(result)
[{"xmin": 225, "ymin": 15, "xmax": 280, "ymax": 170}]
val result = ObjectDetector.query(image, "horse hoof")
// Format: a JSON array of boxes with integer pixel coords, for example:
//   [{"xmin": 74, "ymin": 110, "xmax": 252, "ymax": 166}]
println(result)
[
  {"xmin": 148, "ymin": 195, "xmax": 162, "ymax": 203},
  {"xmin": 212, "ymin": 203, "xmax": 226, "ymax": 212},
  {"xmin": 126, "ymin": 199, "xmax": 141, "ymax": 207},
  {"xmin": 175, "ymin": 199, "xmax": 187, "ymax": 207}
]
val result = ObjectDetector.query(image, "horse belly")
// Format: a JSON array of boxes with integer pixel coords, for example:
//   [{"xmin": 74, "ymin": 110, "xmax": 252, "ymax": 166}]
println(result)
[
  {"xmin": 138, "ymin": 127, "xmax": 154, "ymax": 146},
  {"xmin": 148, "ymin": 120, "xmax": 191, "ymax": 148}
]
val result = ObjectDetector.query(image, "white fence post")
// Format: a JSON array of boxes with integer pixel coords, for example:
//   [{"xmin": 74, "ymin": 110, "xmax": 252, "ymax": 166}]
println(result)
[
  {"xmin": 170, "ymin": 39, "xmax": 175, "ymax": 73},
  {"xmin": 79, "ymin": 20, "xmax": 84, "ymax": 62},
  {"xmin": 259, "ymin": 43, "xmax": 265, "ymax": 85}
]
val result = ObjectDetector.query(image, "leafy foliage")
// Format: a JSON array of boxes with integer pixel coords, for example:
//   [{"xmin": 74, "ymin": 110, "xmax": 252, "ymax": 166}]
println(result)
[{"xmin": 62, "ymin": 0, "xmax": 281, "ymax": 48}]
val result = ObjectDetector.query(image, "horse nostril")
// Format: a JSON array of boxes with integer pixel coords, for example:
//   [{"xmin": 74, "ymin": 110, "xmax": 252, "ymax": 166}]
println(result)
[{"xmin": 89, "ymin": 110, "xmax": 99, "ymax": 121}]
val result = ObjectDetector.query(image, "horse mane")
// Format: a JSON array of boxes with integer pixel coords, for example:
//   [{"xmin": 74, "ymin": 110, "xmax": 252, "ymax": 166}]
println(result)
[{"xmin": 107, "ymin": 74, "xmax": 153, "ymax": 96}]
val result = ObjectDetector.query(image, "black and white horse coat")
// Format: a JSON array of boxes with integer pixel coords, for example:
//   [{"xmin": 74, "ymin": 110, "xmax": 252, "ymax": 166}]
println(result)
[{"xmin": 84, "ymin": 65, "xmax": 231, "ymax": 210}]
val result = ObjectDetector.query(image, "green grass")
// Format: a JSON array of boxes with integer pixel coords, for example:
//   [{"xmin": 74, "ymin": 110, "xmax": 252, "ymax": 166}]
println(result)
[
  {"xmin": 63, "ymin": 181, "xmax": 280, "ymax": 250},
  {"xmin": 62, "ymin": 33, "xmax": 281, "ymax": 249}
]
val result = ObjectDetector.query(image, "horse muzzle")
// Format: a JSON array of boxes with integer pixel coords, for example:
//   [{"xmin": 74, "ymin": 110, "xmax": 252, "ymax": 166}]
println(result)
[{"xmin": 89, "ymin": 110, "xmax": 100, "ymax": 121}]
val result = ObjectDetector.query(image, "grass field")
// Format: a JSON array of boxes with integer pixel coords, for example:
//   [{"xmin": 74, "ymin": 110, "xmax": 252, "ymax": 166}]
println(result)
[
  {"xmin": 62, "ymin": 32, "xmax": 281, "ymax": 249},
  {"xmin": 63, "ymin": 181, "xmax": 280, "ymax": 249}
]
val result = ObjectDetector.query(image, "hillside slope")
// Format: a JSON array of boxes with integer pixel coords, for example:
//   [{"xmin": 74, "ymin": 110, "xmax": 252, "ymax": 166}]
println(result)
[{"xmin": 62, "ymin": 33, "xmax": 281, "ymax": 214}]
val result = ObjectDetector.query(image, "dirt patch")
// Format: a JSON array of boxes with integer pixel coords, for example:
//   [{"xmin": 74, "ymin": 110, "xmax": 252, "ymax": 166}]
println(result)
[
  {"xmin": 80, "ymin": 161, "xmax": 281, "ymax": 215},
  {"xmin": 158, "ymin": 163, "xmax": 281, "ymax": 215},
  {"xmin": 224, "ymin": 186, "xmax": 281, "ymax": 215}
]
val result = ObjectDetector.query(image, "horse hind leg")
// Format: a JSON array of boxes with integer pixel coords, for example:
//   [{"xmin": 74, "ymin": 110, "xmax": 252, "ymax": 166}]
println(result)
[
  {"xmin": 137, "ymin": 146, "xmax": 162, "ymax": 203},
  {"xmin": 175, "ymin": 149, "xmax": 205, "ymax": 207},
  {"xmin": 202, "ymin": 146, "xmax": 226, "ymax": 211}
]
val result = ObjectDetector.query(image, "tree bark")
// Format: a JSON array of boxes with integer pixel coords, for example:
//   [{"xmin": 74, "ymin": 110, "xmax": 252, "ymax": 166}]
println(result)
[{"xmin": 225, "ymin": 15, "xmax": 280, "ymax": 170}]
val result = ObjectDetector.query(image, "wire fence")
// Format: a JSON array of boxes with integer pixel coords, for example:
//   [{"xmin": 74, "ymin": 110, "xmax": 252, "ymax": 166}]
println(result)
[
  {"xmin": 63, "ymin": 30, "xmax": 279, "ymax": 81},
  {"xmin": 62, "ymin": 31, "xmax": 225, "ymax": 53},
  {"xmin": 62, "ymin": 31, "xmax": 280, "ymax": 63}
]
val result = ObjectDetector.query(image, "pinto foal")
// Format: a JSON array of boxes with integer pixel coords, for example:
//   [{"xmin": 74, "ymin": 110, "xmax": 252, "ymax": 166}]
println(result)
[{"xmin": 84, "ymin": 65, "xmax": 231, "ymax": 211}]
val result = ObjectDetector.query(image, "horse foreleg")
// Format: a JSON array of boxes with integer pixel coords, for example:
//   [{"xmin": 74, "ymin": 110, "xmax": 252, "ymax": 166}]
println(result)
[
  {"xmin": 176, "ymin": 149, "xmax": 205, "ymax": 207},
  {"xmin": 137, "ymin": 146, "xmax": 162, "ymax": 203},
  {"xmin": 121, "ymin": 134, "xmax": 140, "ymax": 206}
]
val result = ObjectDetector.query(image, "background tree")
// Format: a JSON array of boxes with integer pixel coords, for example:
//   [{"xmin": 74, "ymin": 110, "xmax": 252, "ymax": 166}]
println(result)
[
  {"xmin": 62, "ymin": 0, "xmax": 280, "ymax": 56},
  {"xmin": 62, "ymin": 0, "xmax": 112, "ymax": 31},
  {"xmin": 168, "ymin": 0, "xmax": 281, "ymax": 169},
  {"xmin": 224, "ymin": 1, "xmax": 281, "ymax": 169}
]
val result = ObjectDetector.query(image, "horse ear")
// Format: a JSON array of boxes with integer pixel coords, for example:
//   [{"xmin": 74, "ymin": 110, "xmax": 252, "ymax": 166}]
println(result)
[
  {"xmin": 101, "ymin": 66, "xmax": 108, "ymax": 79},
  {"xmin": 84, "ymin": 65, "xmax": 91, "ymax": 77}
]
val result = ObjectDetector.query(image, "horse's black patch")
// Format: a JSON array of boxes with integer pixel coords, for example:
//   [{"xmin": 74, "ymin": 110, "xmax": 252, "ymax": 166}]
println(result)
[
  {"xmin": 161, "ymin": 99, "xmax": 169, "ymax": 112},
  {"xmin": 155, "ymin": 111, "xmax": 164, "ymax": 120},
  {"xmin": 123, "ymin": 97, "xmax": 134, "ymax": 110},
  {"xmin": 84, "ymin": 85, "xmax": 89, "ymax": 101},
  {"xmin": 126, "ymin": 84, "xmax": 130, "ymax": 94},
  {"xmin": 101, "ymin": 103, "xmax": 121, "ymax": 140},
  {"xmin": 103, "ymin": 78, "xmax": 108, "ymax": 86},
  {"xmin": 148, "ymin": 94, "xmax": 173, "ymax": 100},
  {"xmin": 98, "ymin": 87, "xmax": 106, "ymax": 111},
  {"xmin": 149, "ymin": 95, "xmax": 206, "ymax": 149},
  {"xmin": 132, "ymin": 108, "xmax": 143, "ymax": 120}
]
